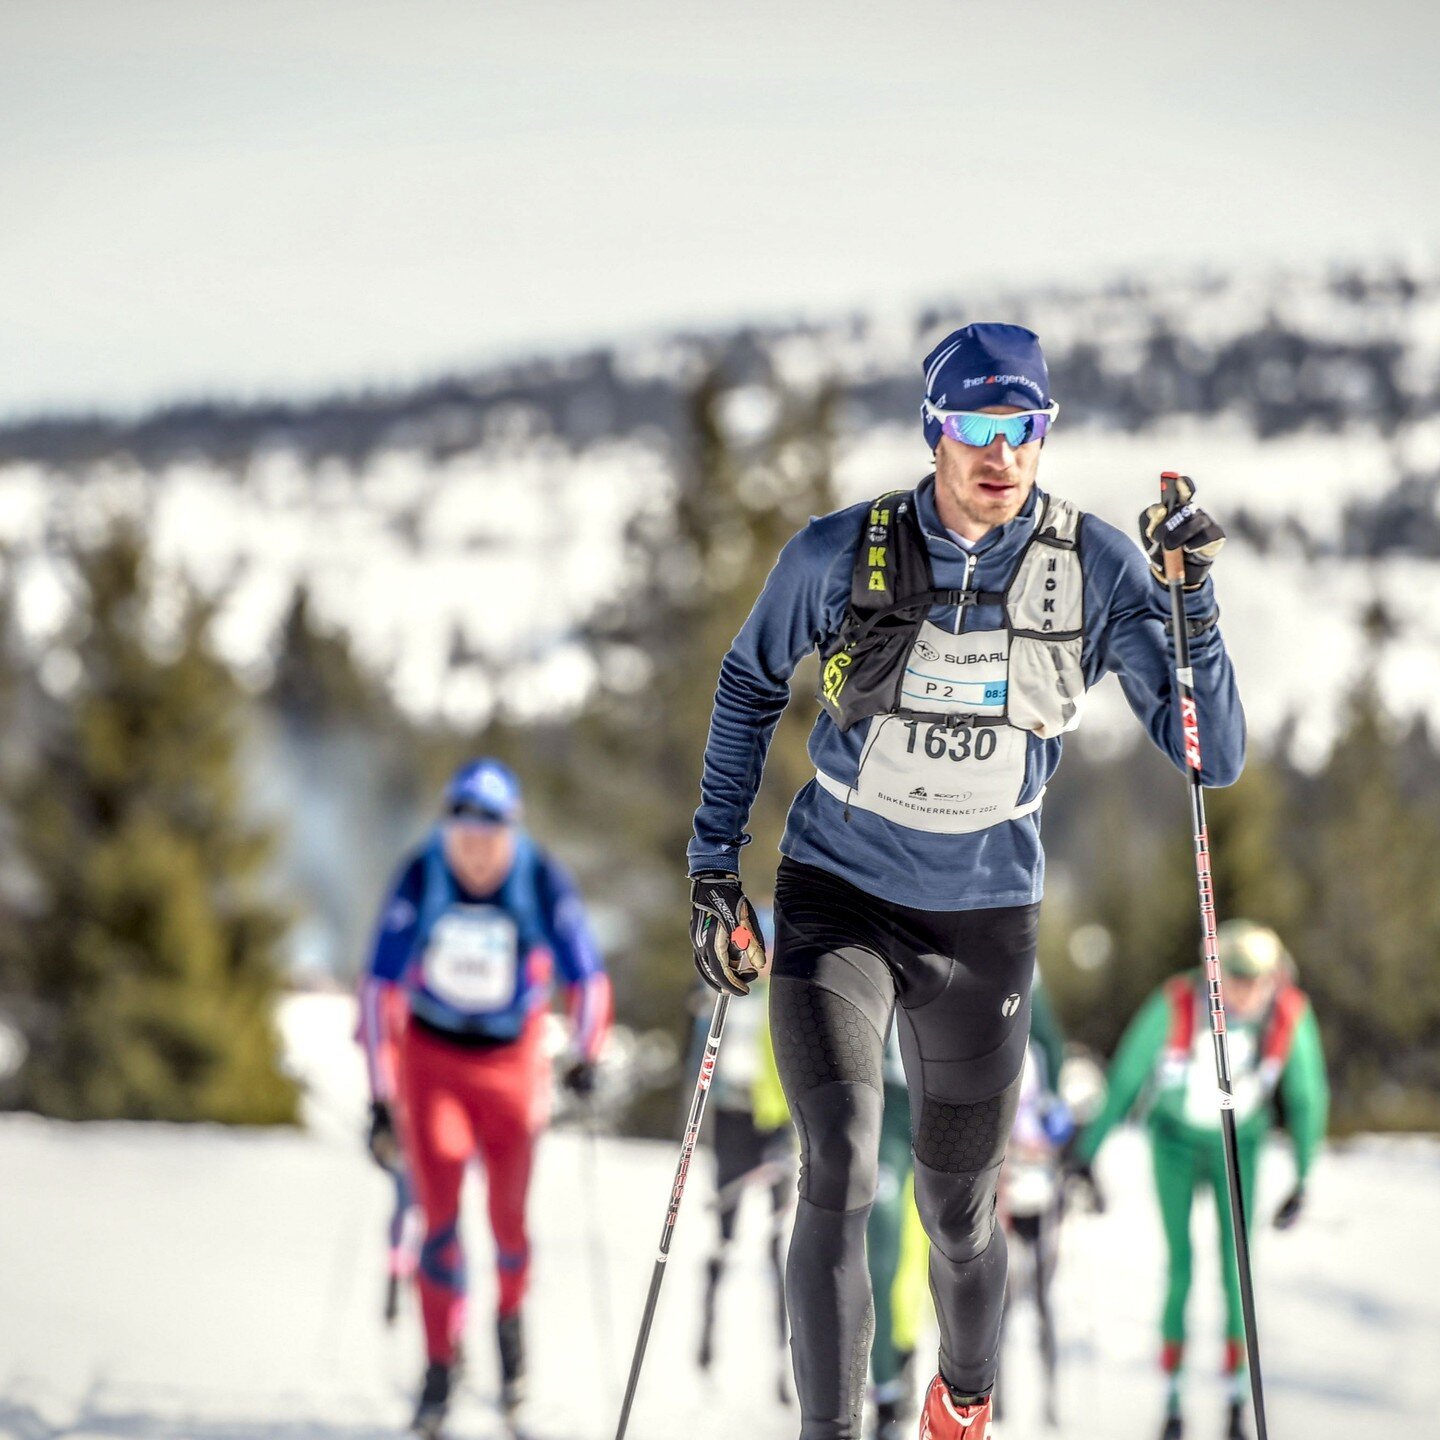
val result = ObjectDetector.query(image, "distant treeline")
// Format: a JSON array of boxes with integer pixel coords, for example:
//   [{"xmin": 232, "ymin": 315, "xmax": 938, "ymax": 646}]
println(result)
[{"xmin": 2, "ymin": 262, "xmax": 1437, "ymax": 476}]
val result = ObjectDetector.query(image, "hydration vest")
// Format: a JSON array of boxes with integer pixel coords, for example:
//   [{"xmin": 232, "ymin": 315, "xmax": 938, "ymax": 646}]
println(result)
[
  {"xmin": 407, "ymin": 833, "xmax": 551, "ymax": 1040},
  {"xmin": 1162, "ymin": 973, "xmax": 1308, "ymax": 1096},
  {"xmin": 816, "ymin": 488, "xmax": 1088, "ymax": 741}
]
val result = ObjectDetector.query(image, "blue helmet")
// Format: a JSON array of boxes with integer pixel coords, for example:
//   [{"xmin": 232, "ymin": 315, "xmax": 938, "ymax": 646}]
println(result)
[{"xmin": 444, "ymin": 757, "xmax": 523, "ymax": 823}]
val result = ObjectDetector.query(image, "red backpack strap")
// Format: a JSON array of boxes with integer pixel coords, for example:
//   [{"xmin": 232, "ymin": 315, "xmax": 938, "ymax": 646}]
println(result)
[
  {"xmin": 1262, "ymin": 981, "xmax": 1308, "ymax": 1067},
  {"xmin": 1164, "ymin": 975, "xmax": 1198, "ymax": 1056}
]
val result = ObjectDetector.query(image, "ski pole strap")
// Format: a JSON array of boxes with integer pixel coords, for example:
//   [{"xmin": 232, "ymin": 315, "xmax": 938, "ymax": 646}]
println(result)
[{"xmin": 1164, "ymin": 606, "xmax": 1219, "ymax": 640}]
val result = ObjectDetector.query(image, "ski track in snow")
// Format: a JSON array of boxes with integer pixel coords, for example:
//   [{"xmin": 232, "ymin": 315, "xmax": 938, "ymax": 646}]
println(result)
[{"xmin": 1, "ymin": 995, "xmax": 1437, "ymax": 1440}]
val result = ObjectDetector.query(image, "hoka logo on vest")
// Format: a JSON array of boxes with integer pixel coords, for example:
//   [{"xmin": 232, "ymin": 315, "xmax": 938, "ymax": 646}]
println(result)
[{"xmin": 866, "ymin": 503, "xmax": 893, "ymax": 595}]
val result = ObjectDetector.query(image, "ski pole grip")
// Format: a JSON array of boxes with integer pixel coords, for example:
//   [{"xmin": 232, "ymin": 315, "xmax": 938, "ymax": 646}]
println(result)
[{"xmin": 1159, "ymin": 471, "xmax": 1187, "ymax": 585}]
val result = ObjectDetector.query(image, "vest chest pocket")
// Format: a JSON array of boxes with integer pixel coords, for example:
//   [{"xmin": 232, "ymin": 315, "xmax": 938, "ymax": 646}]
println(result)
[{"xmin": 422, "ymin": 906, "xmax": 520, "ymax": 1014}]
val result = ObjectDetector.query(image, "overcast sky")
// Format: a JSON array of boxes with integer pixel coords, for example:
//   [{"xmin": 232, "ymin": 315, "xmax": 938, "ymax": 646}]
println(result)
[{"xmin": 4, "ymin": 0, "xmax": 1438, "ymax": 418}]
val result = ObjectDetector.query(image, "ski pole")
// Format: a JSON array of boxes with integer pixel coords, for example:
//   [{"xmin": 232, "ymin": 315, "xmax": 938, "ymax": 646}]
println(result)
[
  {"xmin": 614, "ymin": 990, "xmax": 730, "ymax": 1440},
  {"xmin": 1158, "ymin": 470, "xmax": 1269, "ymax": 1440}
]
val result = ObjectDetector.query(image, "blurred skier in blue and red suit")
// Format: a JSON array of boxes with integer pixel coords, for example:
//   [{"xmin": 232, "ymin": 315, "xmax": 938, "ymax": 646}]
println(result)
[{"xmin": 358, "ymin": 757, "xmax": 611, "ymax": 1435}]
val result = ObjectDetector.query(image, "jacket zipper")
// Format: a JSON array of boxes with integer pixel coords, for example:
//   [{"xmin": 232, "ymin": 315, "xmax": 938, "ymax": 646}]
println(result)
[{"xmin": 955, "ymin": 550, "xmax": 976, "ymax": 635}]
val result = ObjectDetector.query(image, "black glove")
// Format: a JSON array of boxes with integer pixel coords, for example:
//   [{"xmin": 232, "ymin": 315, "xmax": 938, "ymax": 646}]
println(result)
[
  {"xmin": 689, "ymin": 872, "xmax": 768, "ymax": 996},
  {"xmin": 563, "ymin": 1059, "xmax": 598, "ymax": 1097},
  {"xmin": 1138, "ymin": 474, "xmax": 1226, "ymax": 590},
  {"xmin": 1273, "ymin": 1185, "xmax": 1305, "ymax": 1230},
  {"xmin": 367, "ymin": 1100, "xmax": 401, "ymax": 1172}
]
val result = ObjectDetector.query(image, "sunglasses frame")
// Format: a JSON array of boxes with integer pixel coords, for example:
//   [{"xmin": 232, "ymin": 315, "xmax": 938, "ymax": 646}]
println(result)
[
  {"xmin": 446, "ymin": 805, "xmax": 511, "ymax": 829},
  {"xmin": 926, "ymin": 400, "xmax": 1060, "ymax": 448}
]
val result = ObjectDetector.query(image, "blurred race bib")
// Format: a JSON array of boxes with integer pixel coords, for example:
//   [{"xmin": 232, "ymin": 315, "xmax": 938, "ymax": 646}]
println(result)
[{"xmin": 422, "ymin": 905, "xmax": 520, "ymax": 1013}]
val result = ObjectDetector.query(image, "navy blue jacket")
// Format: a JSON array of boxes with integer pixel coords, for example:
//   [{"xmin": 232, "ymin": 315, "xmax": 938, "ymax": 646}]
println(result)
[{"xmin": 688, "ymin": 477, "xmax": 1245, "ymax": 911}]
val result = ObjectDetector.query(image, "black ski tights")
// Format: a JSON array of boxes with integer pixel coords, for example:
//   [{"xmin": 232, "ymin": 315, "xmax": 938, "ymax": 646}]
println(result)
[{"xmin": 769, "ymin": 859, "xmax": 1038, "ymax": 1440}]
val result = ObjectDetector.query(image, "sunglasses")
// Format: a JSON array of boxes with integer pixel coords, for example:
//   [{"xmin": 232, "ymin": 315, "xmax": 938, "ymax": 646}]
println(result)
[
  {"xmin": 447, "ymin": 804, "xmax": 509, "ymax": 829},
  {"xmin": 928, "ymin": 402, "xmax": 1059, "ymax": 449}
]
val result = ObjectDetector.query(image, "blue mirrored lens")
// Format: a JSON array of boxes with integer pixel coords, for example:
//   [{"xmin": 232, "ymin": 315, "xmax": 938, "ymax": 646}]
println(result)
[
  {"xmin": 953, "ymin": 414, "xmax": 1001, "ymax": 446},
  {"xmin": 943, "ymin": 411, "xmax": 1052, "ymax": 447}
]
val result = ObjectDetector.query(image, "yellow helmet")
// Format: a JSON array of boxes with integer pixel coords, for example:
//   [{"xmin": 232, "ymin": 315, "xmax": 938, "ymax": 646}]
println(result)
[{"xmin": 1216, "ymin": 920, "xmax": 1289, "ymax": 979}]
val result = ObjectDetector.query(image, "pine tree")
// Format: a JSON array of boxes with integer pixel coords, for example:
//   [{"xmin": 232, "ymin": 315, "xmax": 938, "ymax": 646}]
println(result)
[
  {"xmin": 0, "ymin": 525, "xmax": 298, "ymax": 1122},
  {"xmin": 1202, "ymin": 752, "xmax": 1305, "ymax": 933},
  {"xmin": 271, "ymin": 585, "xmax": 392, "ymax": 728},
  {"xmin": 1292, "ymin": 675, "xmax": 1440, "ymax": 1129},
  {"xmin": 526, "ymin": 365, "xmax": 840, "ymax": 1131},
  {"xmin": 262, "ymin": 585, "xmax": 442, "ymax": 979},
  {"xmin": 1041, "ymin": 748, "xmax": 1195, "ymax": 1056}
]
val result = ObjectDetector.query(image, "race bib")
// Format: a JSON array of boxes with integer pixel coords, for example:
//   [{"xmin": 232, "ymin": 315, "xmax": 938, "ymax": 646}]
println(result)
[
  {"xmin": 818, "ymin": 625, "xmax": 1035, "ymax": 834},
  {"xmin": 421, "ymin": 905, "xmax": 520, "ymax": 1014}
]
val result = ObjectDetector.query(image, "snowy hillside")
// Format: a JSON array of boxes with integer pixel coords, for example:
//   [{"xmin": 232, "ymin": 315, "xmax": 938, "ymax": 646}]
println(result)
[
  {"xmin": 1, "ymin": 263, "xmax": 1438, "ymax": 757},
  {"xmin": 1, "ymin": 993, "xmax": 1437, "ymax": 1439}
]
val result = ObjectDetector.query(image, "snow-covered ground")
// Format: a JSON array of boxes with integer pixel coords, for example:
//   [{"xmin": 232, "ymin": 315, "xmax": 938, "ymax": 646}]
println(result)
[{"xmin": 1, "ymin": 994, "xmax": 1437, "ymax": 1439}]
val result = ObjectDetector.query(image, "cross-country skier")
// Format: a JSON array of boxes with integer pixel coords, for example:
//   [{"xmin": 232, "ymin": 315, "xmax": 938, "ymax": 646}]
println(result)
[
  {"xmin": 1070, "ymin": 922, "xmax": 1328, "ymax": 1440},
  {"xmin": 687, "ymin": 322, "xmax": 1245, "ymax": 1440},
  {"xmin": 358, "ymin": 758, "xmax": 612, "ymax": 1438}
]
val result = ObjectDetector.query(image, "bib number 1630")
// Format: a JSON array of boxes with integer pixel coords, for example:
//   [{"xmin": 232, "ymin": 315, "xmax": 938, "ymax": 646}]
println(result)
[{"xmin": 903, "ymin": 721, "xmax": 997, "ymax": 762}]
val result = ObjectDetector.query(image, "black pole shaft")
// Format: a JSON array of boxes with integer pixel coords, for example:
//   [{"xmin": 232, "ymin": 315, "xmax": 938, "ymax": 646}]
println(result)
[
  {"xmin": 614, "ymin": 991, "xmax": 730, "ymax": 1440},
  {"xmin": 1161, "ymin": 472, "xmax": 1269, "ymax": 1440}
]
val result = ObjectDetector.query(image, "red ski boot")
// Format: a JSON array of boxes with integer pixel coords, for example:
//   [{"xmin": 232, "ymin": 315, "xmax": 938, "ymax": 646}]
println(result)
[{"xmin": 919, "ymin": 1374, "xmax": 992, "ymax": 1440}]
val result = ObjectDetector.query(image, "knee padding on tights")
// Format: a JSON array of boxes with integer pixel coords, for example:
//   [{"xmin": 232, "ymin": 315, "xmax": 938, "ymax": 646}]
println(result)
[
  {"xmin": 419, "ymin": 1221, "xmax": 466, "ymax": 1292},
  {"xmin": 913, "ymin": 1080, "xmax": 1020, "ymax": 1174},
  {"xmin": 770, "ymin": 976, "xmax": 886, "ymax": 1094},
  {"xmin": 911, "ymin": 1077, "xmax": 1021, "ymax": 1265},
  {"xmin": 792, "ymin": 1082, "xmax": 884, "ymax": 1213}
]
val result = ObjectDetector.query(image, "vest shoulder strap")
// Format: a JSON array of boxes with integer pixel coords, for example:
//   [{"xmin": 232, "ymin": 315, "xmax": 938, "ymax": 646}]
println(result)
[
  {"xmin": 1006, "ymin": 493, "xmax": 1086, "ymax": 643},
  {"xmin": 416, "ymin": 832, "xmax": 453, "ymax": 943},
  {"xmin": 1163, "ymin": 975, "xmax": 1199, "ymax": 1056},
  {"xmin": 848, "ymin": 490, "xmax": 933, "ymax": 613},
  {"xmin": 1034, "ymin": 493, "xmax": 1082, "ymax": 548},
  {"xmin": 1262, "ymin": 981, "xmax": 1308, "ymax": 1067}
]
